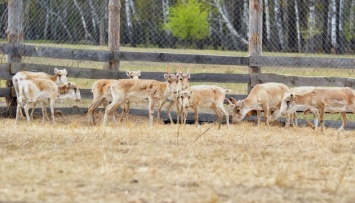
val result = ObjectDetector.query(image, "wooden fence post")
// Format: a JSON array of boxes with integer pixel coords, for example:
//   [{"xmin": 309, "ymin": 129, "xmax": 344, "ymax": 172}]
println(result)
[
  {"xmin": 6, "ymin": 0, "xmax": 23, "ymax": 109},
  {"xmin": 248, "ymin": 0, "xmax": 263, "ymax": 92},
  {"xmin": 107, "ymin": 0, "xmax": 121, "ymax": 72}
]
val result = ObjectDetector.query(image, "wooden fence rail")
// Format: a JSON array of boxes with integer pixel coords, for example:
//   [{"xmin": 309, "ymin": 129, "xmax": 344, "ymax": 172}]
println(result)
[{"xmin": 1, "ymin": 43, "xmax": 355, "ymax": 121}]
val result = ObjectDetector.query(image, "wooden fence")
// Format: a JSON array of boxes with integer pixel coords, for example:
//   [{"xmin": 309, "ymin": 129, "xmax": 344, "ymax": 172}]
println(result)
[
  {"xmin": 1, "ymin": 42, "xmax": 355, "ymax": 129},
  {"xmin": 1, "ymin": 42, "xmax": 355, "ymax": 106},
  {"xmin": 1, "ymin": 0, "xmax": 355, "ymax": 128}
]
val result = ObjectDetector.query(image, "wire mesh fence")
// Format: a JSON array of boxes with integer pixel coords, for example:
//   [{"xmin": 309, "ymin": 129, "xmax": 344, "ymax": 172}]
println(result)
[
  {"xmin": 1, "ymin": 0, "xmax": 355, "ymax": 122},
  {"xmin": 0, "ymin": 0, "xmax": 353, "ymax": 55}
]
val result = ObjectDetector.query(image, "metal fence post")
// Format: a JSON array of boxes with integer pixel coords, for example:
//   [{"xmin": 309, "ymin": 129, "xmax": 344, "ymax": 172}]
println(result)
[{"xmin": 248, "ymin": 0, "xmax": 263, "ymax": 92}]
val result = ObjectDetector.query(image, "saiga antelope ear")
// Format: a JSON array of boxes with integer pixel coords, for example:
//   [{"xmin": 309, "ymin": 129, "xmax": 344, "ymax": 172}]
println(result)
[
  {"xmin": 137, "ymin": 70, "xmax": 141, "ymax": 76},
  {"xmin": 164, "ymin": 73, "xmax": 169, "ymax": 80},
  {"xmin": 54, "ymin": 68, "xmax": 59, "ymax": 74},
  {"xmin": 240, "ymin": 100, "xmax": 246, "ymax": 107},
  {"xmin": 126, "ymin": 70, "xmax": 130, "ymax": 77}
]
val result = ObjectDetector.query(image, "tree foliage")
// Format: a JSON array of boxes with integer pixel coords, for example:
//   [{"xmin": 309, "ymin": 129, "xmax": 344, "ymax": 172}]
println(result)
[{"xmin": 165, "ymin": 0, "xmax": 209, "ymax": 40}]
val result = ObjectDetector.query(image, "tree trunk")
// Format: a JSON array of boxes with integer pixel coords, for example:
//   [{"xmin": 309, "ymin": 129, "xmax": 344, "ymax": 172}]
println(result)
[
  {"xmin": 162, "ymin": 0, "xmax": 173, "ymax": 47},
  {"xmin": 99, "ymin": 0, "xmax": 108, "ymax": 45},
  {"xmin": 38, "ymin": 0, "xmax": 73, "ymax": 41},
  {"xmin": 88, "ymin": 0, "xmax": 101, "ymax": 44},
  {"xmin": 73, "ymin": 0, "xmax": 94, "ymax": 42},
  {"xmin": 263, "ymin": 0, "xmax": 271, "ymax": 50},
  {"xmin": 350, "ymin": 0, "xmax": 355, "ymax": 52},
  {"xmin": 330, "ymin": 0, "xmax": 337, "ymax": 52},
  {"xmin": 212, "ymin": 0, "xmax": 248, "ymax": 47},
  {"xmin": 44, "ymin": 2, "xmax": 50, "ymax": 40},
  {"xmin": 337, "ymin": 0, "xmax": 345, "ymax": 54},
  {"xmin": 273, "ymin": 0, "xmax": 287, "ymax": 51},
  {"xmin": 243, "ymin": 0, "xmax": 249, "ymax": 36},
  {"xmin": 283, "ymin": 0, "xmax": 289, "ymax": 50},
  {"xmin": 308, "ymin": 0, "xmax": 316, "ymax": 53},
  {"xmin": 125, "ymin": 0, "xmax": 134, "ymax": 47},
  {"xmin": 322, "ymin": 0, "xmax": 331, "ymax": 54},
  {"xmin": 294, "ymin": 0, "xmax": 301, "ymax": 53},
  {"xmin": 351, "ymin": 0, "xmax": 355, "ymax": 33},
  {"xmin": 23, "ymin": 0, "xmax": 30, "ymax": 39},
  {"xmin": 108, "ymin": 0, "xmax": 121, "ymax": 71}
]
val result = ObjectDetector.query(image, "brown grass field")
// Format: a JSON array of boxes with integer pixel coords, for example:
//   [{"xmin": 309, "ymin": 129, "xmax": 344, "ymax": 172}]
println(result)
[
  {"xmin": 1, "ymin": 43, "xmax": 355, "ymax": 202},
  {"xmin": 1, "ymin": 112, "xmax": 355, "ymax": 203}
]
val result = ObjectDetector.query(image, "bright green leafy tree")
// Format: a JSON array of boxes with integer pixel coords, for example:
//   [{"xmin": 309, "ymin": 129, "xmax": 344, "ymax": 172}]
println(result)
[{"xmin": 165, "ymin": 0, "xmax": 209, "ymax": 41}]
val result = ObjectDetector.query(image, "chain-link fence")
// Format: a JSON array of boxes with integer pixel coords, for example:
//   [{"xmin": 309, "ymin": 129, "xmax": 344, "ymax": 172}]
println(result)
[
  {"xmin": 0, "ymin": 0, "xmax": 354, "ymax": 54},
  {"xmin": 1, "ymin": 0, "xmax": 355, "ymax": 122}
]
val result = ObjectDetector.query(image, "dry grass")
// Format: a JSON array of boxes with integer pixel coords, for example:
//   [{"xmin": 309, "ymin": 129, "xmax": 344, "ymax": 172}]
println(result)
[{"xmin": 1, "ymin": 113, "xmax": 355, "ymax": 203}]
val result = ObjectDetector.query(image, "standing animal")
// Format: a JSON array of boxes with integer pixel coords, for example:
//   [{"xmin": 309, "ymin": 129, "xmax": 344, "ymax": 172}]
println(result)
[
  {"xmin": 226, "ymin": 82, "xmax": 289, "ymax": 127},
  {"xmin": 280, "ymin": 86, "xmax": 319, "ymax": 128},
  {"xmin": 178, "ymin": 85, "xmax": 229, "ymax": 129},
  {"xmin": 102, "ymin": 73, "xmax": 180, "ymax": 127},
  {"xmin": 15, "ymin": 79, "xmax": 81, "ymax": 124},
  {"xmin": 88, "ymin": 70, "xmax": 141, "ymax": 125},
  {"xmin": 12, "ymin": 68, "xmax": 68, "ymax": 119},
  {"xmin": 281, "ymin": 87, "xmax": 355, "ymax": 132},
  {"xmin": 12, "ymin": 68, "xmax": 68, "ymax": 99},
  {"xmin": 158, "ymin": 66, "xmax": 191, "ymax": 124}
]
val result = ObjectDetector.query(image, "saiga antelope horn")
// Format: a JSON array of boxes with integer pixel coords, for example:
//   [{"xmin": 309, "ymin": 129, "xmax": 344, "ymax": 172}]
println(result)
[{"xmin": 230, "ymin": 97, "xmax": 238, "ymax": 104}]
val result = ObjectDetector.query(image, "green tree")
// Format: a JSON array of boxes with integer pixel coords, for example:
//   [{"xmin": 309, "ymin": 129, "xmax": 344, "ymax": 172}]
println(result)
[{"xmin": 165, "ymin": 0, "xmax": 209, "ymax": 41}]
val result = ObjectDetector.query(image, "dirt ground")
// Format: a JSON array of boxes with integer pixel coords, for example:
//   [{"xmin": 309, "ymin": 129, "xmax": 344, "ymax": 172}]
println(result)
[{"xmin": 1, "ymin": 112, "xmax": 355, "ymax": 203}]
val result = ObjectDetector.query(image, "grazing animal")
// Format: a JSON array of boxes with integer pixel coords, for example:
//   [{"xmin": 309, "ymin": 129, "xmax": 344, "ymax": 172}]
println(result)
[
  {"xmin": 281, "ymin": 87, "xmax": 355, "ymax": 132},
  {"xmin": 226, "ymin": 82, "xmax": 289, "ymax": 127},
  {"xmin": 88, "ymin": 70, "xmax": 141, "ymax": 125},
  {"xmin": 178, "ymin": 85, "xmax": 229, "ymax": 129},
  {"xmin": 15, "ymin": 79, "xmax": 81, "ymax": 124}
]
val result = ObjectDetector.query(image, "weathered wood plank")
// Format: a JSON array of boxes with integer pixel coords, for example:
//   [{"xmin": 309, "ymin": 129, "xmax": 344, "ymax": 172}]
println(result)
[
  {"xmin": 10, "ymin": 63, "xmax": 122, "ymax": 79},
  {"xmin": 79, "ymin": 88, "xmax": 247, "ymax": 101},
  {"xmin": 120, "ymin": 51, "xmax": 249, "ymax": 66},
  {"xmin": 2, "ymin": 107, "xmax": 354, "ymax": 130},
  {"xmin": 0, "ymin": 88, "xmax": 10, "ymax": 97},
  {"xmin": 0, "ymin": 43, "xmax": 119, "ymax": 62},
  {"xmin": 0, "ymin": 43, "xmax": 250, "ymax": 66},
  {"xmin": 9, "ymin": 63, "xmax": 251, "ymax": 83},
  {"xmin": 0, "ymin": 64, "xmax": 11, "ymax": 80},
  {"xmin": 251, "ymin": 73, "xmax": 355, "ymax": 88},
  {"xmin": 250, "ymin": 56, "xmax": 355, "ymax": 69}
]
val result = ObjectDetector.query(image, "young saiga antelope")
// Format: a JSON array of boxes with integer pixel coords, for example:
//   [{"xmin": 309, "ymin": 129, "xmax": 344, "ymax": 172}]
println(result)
[
  {"xmin": 178, "ymin": 85, "xmax": 229, "ymax": 129},
  {"xmin": 102, "ymin": 73, "xmax": 180, "ymax": 127},
  {"xmin": 15, "ymin": 79, "xmax": 81, "ymax": 124},
  {"xmin": 88, "ymin": 70, "xmax": 141, "ymax": 125}
]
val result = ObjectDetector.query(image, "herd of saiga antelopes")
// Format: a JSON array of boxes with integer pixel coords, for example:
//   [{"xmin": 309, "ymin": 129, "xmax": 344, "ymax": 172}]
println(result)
[{"xmin": 11, "ymin": 66, "xmax": 355, "ymax": 132}]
